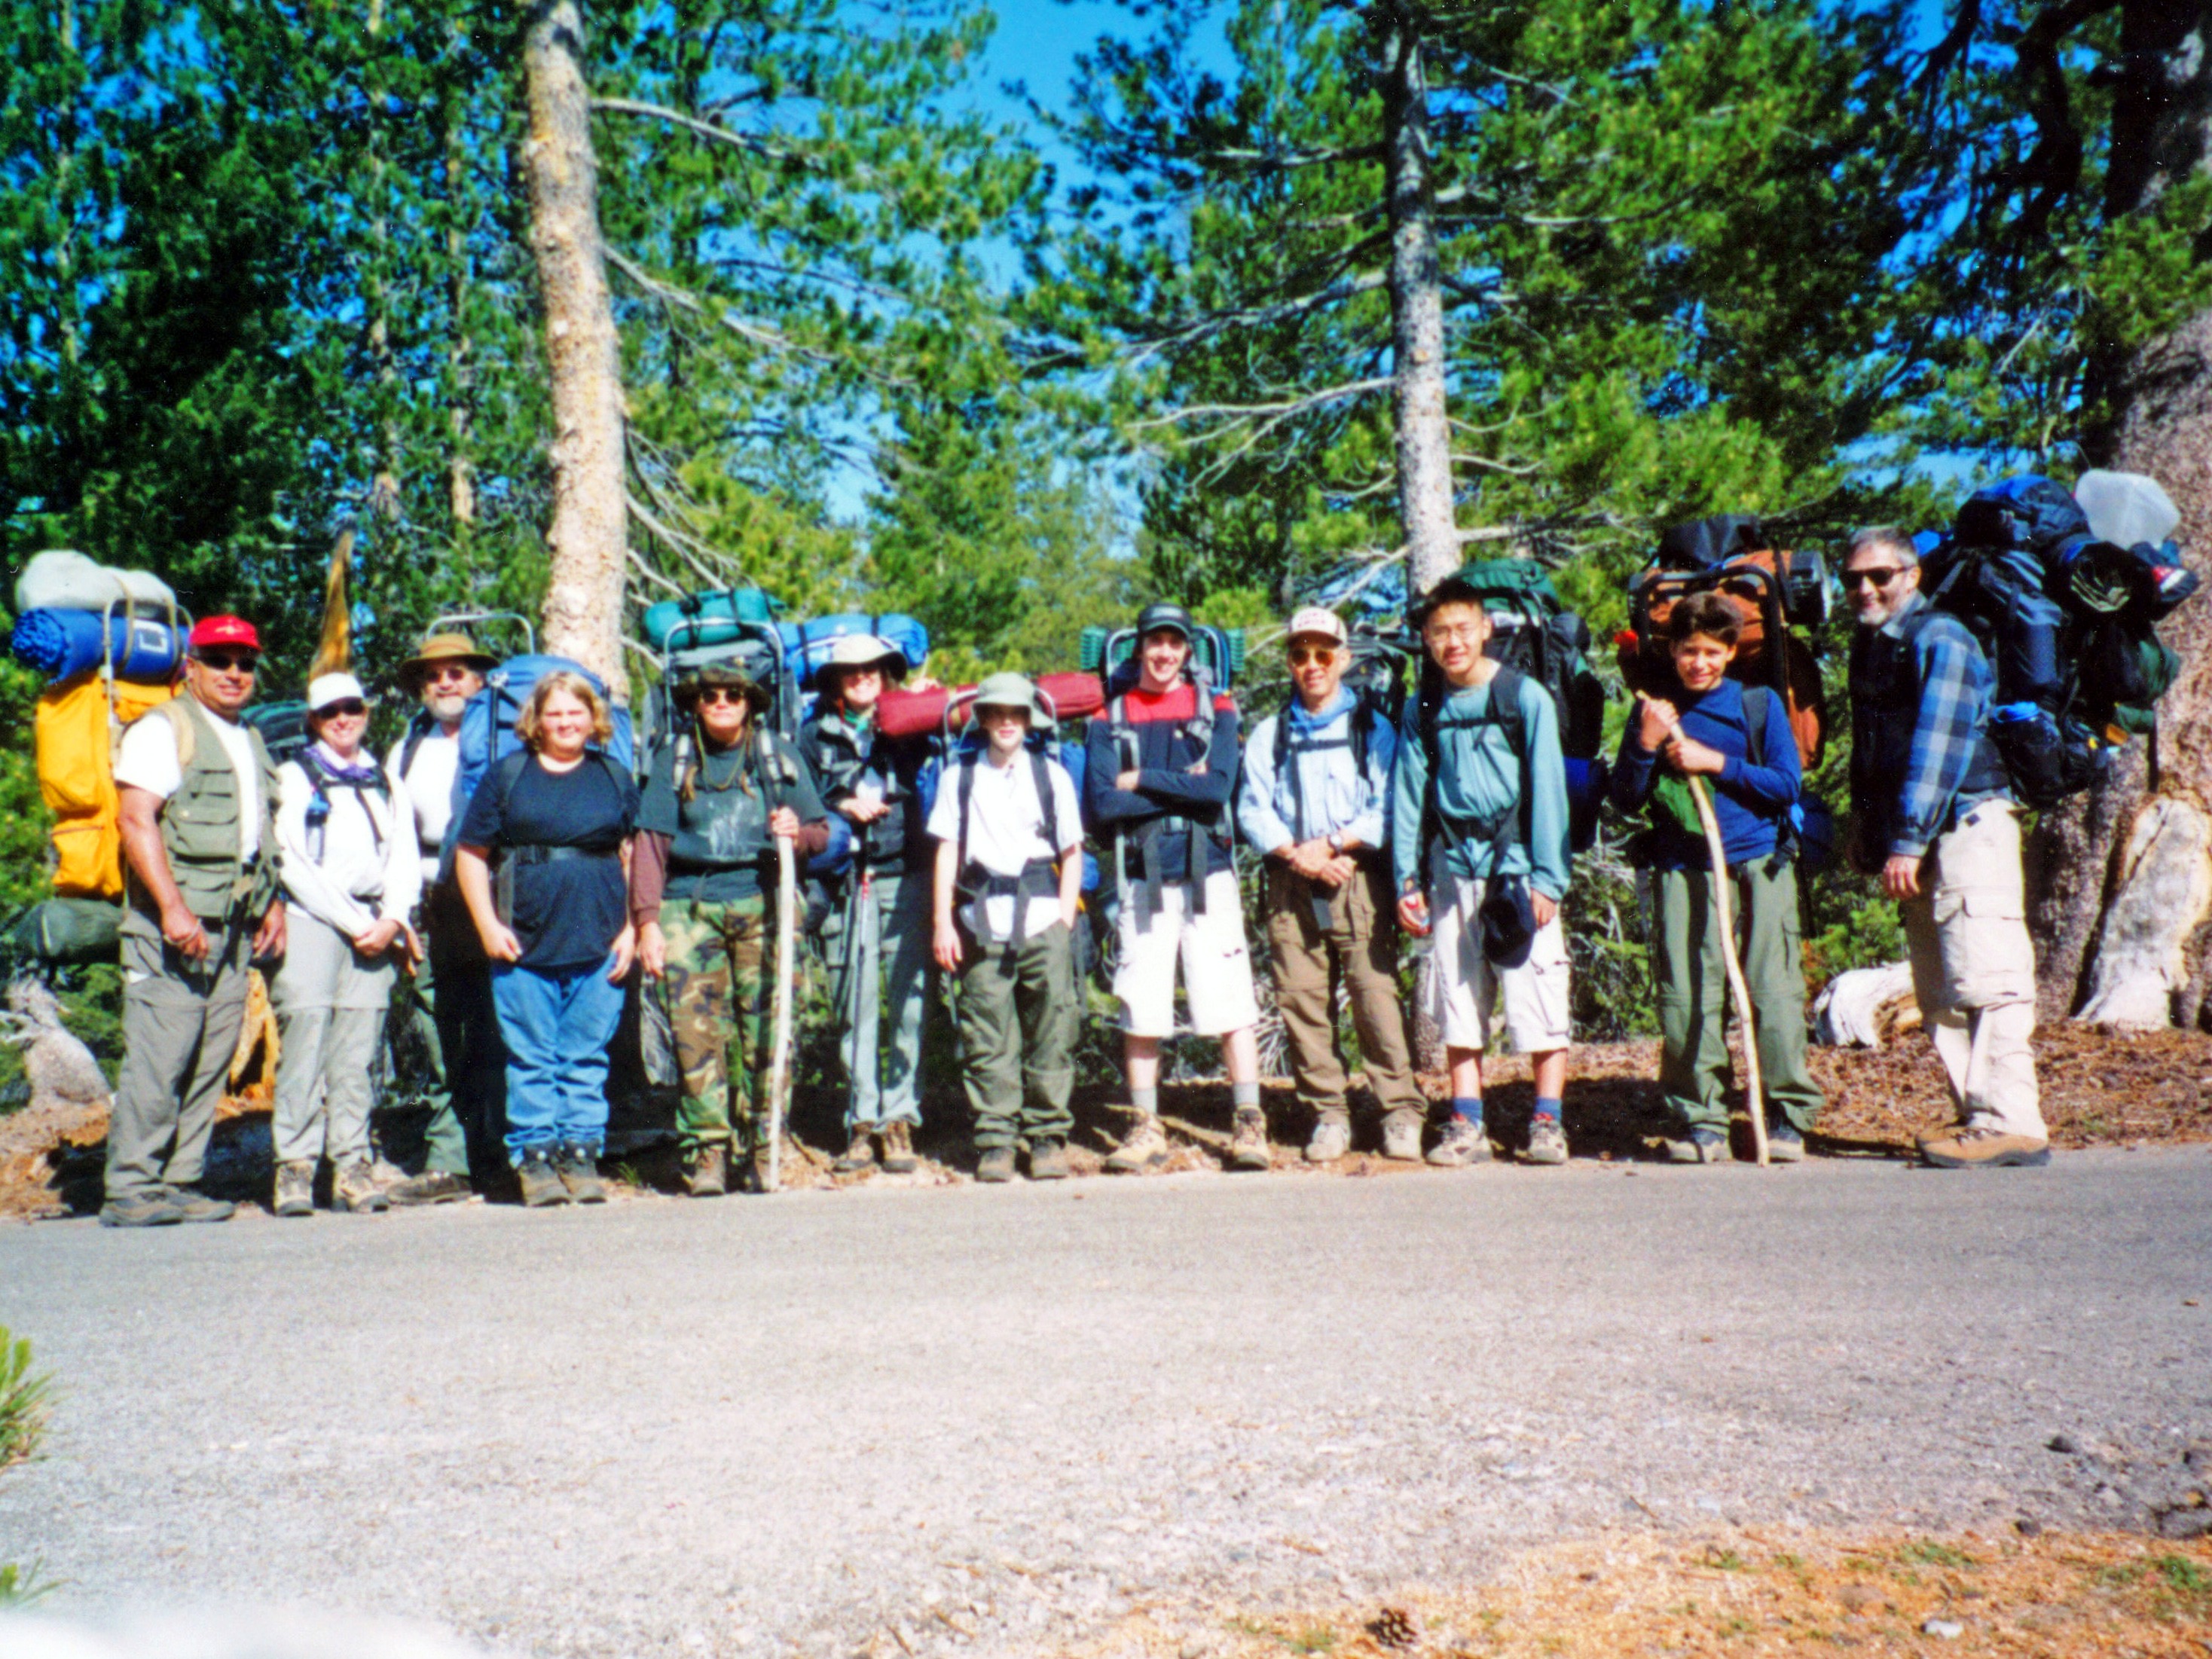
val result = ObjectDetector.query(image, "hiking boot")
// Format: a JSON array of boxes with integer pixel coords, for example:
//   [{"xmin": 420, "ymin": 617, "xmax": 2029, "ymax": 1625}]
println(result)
[
  {"xmin": 1304, "ymin": 1114, "xmax": 1352, "ymax": 1164},
  {"xmin": 370, "ymin": 1157, "xmax": 409, "ymax": 1193},
  {"xmin": 516, "ymin": 1151, "xmax": 570, "ymax": 1208},
  {"xmin": 1919, "ymin": 1126, "xmax": 2052, "ymax": 1169},
  {"xmin": 386, "ymin": 1169, "xmax": 472, "ymax": 1206},
  {"xmin": 162, "ymin": 1185, "xmax": 234, "ymax": 1223},
  {"xmin": 976, "ymin": 1145, "xmax": 1017, "ymax": 1184},
  {"xmin": 1379, "ymin": 1109, "xmax": 1424, "ymax": 1163},
  {"xmin": 686, "ymin": 1145, "xmax": 728, "ymax": 1199},
  {"xmin": 1523, "ymin": 1115, "xmax": 1569, "ymax": 1166},
  {"xmin": 273, "ymin": 1161, "xmax": 316, "ymax": 1218},
  {"xmin": 1426, "ymin": 1113, "xmax": 1491, "ymax": 1168},
  {"xmin": 833, "ymin": 1126, "xmax": 878, "ymax": 1174},
  {"xmin": 1229, "ymin": 1107, "xmax": 1271, "ymax": 1172},
  {"xmin": 1664, "ymin": 1128, "xmax": 1731, "ymax": 1164},
  {"xmin": 880, "ymin": 1120, "xmax": 920, "ymax": 1175},
  {"xmin": 1027, "ymin": 1138, "xmax": 1070, "ymax": 1181},
  {"xmin": 99, "ymin": 1189, "xmax": 186, "ymax": 1228},
  {"xmin": 746, "ymin": 1144, "xmax": 778, "ymax": 1193},
  {"xmin": 1104, "ymin": 1114, "xmax": 1169, "ymax": 1175},
  {"xmin": 1764, "ymin": 1119, "xmax": 1806, "ymax": 1163},
  {"xmin": 556, "ymin": 1145, "xmax": 606, "ymax": 1203},
  {"xmin": 333, "ymin": 1160, "xmax": 390, "ymax": 1213}
]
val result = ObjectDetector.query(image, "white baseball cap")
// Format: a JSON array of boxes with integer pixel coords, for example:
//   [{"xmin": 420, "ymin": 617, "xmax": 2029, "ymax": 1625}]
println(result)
[
  {"xmin": 306, "ymin": 672, "xmax": 371, "ymax": 713},
  {"xmin": 1285, "ymin": 606, "xmax": 1348, "ymax": 646}
]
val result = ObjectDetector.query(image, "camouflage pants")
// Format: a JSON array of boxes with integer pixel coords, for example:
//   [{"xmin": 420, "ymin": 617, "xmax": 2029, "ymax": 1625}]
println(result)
[{"xmin": 661, "ymin": 894, "xmax": 769, "ymax": 1153}]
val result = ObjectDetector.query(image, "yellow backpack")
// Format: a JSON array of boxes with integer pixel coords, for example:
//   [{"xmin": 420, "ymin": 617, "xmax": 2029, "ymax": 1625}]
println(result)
[{"xmin": 35, "ymin": 672, "xmax": 177, "ymax": 898}]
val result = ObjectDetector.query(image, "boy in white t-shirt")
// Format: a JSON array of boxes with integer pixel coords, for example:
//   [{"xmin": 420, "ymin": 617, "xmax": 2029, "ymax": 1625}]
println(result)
[{"xmin": 927, "ymin": 673, "xmax": 1083, "ymax": 1184}]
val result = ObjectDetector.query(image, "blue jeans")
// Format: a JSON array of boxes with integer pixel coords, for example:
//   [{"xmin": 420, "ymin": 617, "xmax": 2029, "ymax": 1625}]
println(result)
[{"xmin": 490, "ymin": 955, "xmax": 624, "ymax": 1162}]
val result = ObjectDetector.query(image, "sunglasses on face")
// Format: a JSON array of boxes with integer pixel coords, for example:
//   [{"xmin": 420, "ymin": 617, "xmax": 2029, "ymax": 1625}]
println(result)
[
  {"xmin": 317, "ymin": 699, "xmax": 368, "ymax": 719},
  {"xmin": 1288, "ymin": 645, "xmax": 1338, "ymax": 668},
  {"xmin": 425, "ymin": 664, "xmax": 475, "ymax": 683},
  {"xmin": 196, "ymin": 652, "xmax": 258, "ymax": 674},
  {"xmin": 1845, "ymin": 567, "xmax": 1906, "ymax": 591},
  {"xmin": 696, "ymin": 688, "xmax": 749, "ymax": 707}
]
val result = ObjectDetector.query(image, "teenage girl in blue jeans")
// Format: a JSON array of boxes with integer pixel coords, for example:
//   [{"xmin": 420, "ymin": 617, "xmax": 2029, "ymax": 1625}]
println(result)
[{"xmin": 454, "ymin": 671, "xmax": 639, "ymax": 1208}]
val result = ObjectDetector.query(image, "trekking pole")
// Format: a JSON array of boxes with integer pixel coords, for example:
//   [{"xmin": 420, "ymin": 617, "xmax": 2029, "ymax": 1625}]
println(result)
[
  {"xmin": 1666, "ymin": 716, "xmax": 1769, "ymax": 1167},
  {"xmin": 765, "ymin": 830, "xmax": 799, "ymax": 1193}
]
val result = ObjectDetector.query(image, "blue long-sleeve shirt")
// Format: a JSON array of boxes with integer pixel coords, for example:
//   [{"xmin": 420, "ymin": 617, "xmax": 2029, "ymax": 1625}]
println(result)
[
  {"xmin": 1083, "ymin": 681, "xmax": 1242, "ymax": 883},
  {"xmin": 1389, "ymin": 670, "xmax": 1571, "ymax": 900},
  {"xmin": 1891, "ymin": 600, "xmax": 2003, "ymax": 858},
  {"xmin": 1237, "ymin": 689, "xmax": 1396, "ymax": 854},
  {"xmin": 1610, "ymin": 678, "xmax": 1801, "ymax": 870}
]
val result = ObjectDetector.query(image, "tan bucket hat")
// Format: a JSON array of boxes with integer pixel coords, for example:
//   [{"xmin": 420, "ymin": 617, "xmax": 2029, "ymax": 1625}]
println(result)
[{"xmin": 399, "ymin": 632, "xmax": 496, "ymax": 691}]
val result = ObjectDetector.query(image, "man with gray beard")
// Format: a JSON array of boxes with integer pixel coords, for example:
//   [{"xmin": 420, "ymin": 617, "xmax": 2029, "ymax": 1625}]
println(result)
[{"xmin": 382, "ymin": 634, "xmax": 501, "ymax": 1202}]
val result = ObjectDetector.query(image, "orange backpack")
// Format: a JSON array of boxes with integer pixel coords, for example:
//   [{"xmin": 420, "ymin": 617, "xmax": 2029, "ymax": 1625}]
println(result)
[{"xmin": 35, "ymin": 672, "xmax": 177, "ymax": 897}]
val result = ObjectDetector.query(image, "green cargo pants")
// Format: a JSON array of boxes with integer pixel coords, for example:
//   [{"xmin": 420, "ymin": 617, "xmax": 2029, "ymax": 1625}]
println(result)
[
  {"xmin": 1651, "ymin": 857, "xmax": 1826, "ymax": 1135},
  {"xmin": 106, "ymin": 911, "xmax": 256, "ymax": 1202},
  {"xmin": 661, "ymin": 894, "xmax": 769, "ymax": 1154},
  {"xmin": 954, "ymin": 919, "xmax": 1077, "ymax": 1149}
]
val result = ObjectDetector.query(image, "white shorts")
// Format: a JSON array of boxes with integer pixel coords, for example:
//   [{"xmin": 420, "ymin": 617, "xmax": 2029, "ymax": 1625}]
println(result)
[
  {"xmin": 1113, "ymin": 867, "xmax": 1260, "ymax": 1037},
  {"xmin": 1426, "ymin": 869, "xmax": 1571, "ymax": 1053}
]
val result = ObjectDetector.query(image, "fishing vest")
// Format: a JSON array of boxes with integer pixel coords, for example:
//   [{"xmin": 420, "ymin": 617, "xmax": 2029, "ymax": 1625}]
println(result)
[
  {"xmin": 1849, "ymin": 600, "xmax": 2007, "ymax": 848},
  {"xmin": 132, "ymin": 695, "xmax": 281, "ymax": 923}
]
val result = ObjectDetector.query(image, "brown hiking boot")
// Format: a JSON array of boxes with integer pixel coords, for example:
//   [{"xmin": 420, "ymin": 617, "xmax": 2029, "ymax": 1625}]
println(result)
[
  {"xmin": 976, "ymin": 1145, "xmax": 1017, "ymax": 1184},
  {"xmin": 386, "ymin": 1169, "xmax": 472, "ymax": 1206},
  {"xmin": 747, "ymin": 1145, "xmax": 778, "ymax": 1193},
  {"xmin": 833, "ymin": 1126, "xmax": 878, "ymax": 1174},
  {"xmin": 556, "ymin": 1145, "xmax": 606, "ymax": 1203},
  {"xmin": 1104, "ymin": 1114, "xmax": 1169, "ymax": 1175},
  {"xmin": 333, "ymin": 1160, "xmax": 390, "ymax": 1214},
  {"xmin": 686, "ymin": 1145, "xmax": 728, "ymax": 1199},
  {"xmin": 1379, "ymin": 1109, "xmax": 1423, "ymax": 1162},
  {"xmin": 273, "ymin": 1162, "xmax": 316, "ymax": 1218},
  {"xmin": 1027, "ymin": 1138, "xmax": 1069, "ymax": 1181},
  {"xmin": 517, "ymin": 1152, "xmax": 570, "ymax": 1208},
  {"xmin": 1919, "ymin": 1126, "xmax": 2052, "ymax": 1169},
  {"xmin": 880, "ymin": 1120, "xmax": 920, "ymax": 1174},
  {"xmin": 1229, "ymin": 1107, "xmax": 1271, "ymax": 1172}
]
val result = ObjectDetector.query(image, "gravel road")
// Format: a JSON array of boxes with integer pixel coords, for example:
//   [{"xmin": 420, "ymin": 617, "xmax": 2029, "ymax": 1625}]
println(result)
[{"xmin": 2, "ymin": 1148, "xmax": 2208, "ymax": 1657}]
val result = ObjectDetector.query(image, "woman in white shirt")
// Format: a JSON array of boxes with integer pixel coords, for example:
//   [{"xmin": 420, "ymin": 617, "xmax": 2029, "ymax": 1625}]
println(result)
[{"xmin": 270, "ymin": 673, "xmax": 423, "ymax": 1217}]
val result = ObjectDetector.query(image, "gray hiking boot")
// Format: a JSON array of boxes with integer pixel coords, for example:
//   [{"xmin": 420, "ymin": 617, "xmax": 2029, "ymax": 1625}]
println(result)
[
  {"xmin": 99, "ymin": 1189, "xmax": 186, "ymax": 1228},
  {"xmin": 833, "ymin": 1126, "xmax": 878, "ymax": 1174},
  {"xmin": 333, "ymin": 1161, "xmax": 390, "ymax": 1214},
  {"xmin": 273, "ymin": 1161, "xmax": 316, "ymax": 1218},
  {"xmin": 517, "ymin": 1152, "xmax": 570, "ymax": 1208},
  {"xmin": 557, "ymin": 1145, "xmax": 606, "ymax": 1204},
  {"xmin": 1304, "ymin": 1114, "xmax": 1352, "ymax": 1164},
  {"xmin": 1523, "ymin": 1114, "xmax": 1569, "ymax": 1166},
  {"xmin": 1229, "ymin": 1107, "xmax": 1271, "ymax": 1172},
  {"xmin": 686, "ymin": 1145, "xmax": 727, "ymax": 1199},
  {"xmin": 1664, "ymin": 1127, "xmax": 1732, "ymax": 1164},
  {"xmin": 386, "ymin": 1169, "xmax": 472, "ymax": 1206},
  {"xmin": 1104, "ymin": 1114, "xmax": 1170, "ymax": 1175},
  {"xmin": 1426, "ymin": 1113, "xmax": 1491, "ymax": 1167},
  {"xmin": 880, "ymin": 1120, "xmax": 920, "ymax": 1175},
  {"xmin": 1765, "ymin": 1119, "xmax": 1806, "ymax": 1163},
  {"xmin": 976, "ymin": 1145, "xmax": 1017, "ymax": 1184},
  {"xmin": 163, "ymin": 1185, "xmax": 234, "ymax": 1222},
  {"xmin": 1026, "ymin": 1138, "xmax": 1069, "ymax": 1181},
  {"xmin": 1379, "ymin": 1109, "xmax": 1424, "ymax": 1163}
]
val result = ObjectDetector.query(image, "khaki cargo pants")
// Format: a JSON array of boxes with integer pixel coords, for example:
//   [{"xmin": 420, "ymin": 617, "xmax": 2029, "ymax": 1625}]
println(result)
[
  {"xmin": 1899, "ymin": 800, "xmax": 2045, "ymax": 1139},
  {"xmin": 107, "ymin": 909, "xmax": 256, "ymax": 1201},
  {"xmin": 1263, "ymin": 857, "xmax": 1423, "ymax": 1122}
]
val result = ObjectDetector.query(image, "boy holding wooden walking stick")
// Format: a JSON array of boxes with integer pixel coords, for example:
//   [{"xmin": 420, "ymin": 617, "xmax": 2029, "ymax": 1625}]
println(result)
[{"xmin": 1611, "ymin": 592, "xmax": 1826, "ymax": 1163}]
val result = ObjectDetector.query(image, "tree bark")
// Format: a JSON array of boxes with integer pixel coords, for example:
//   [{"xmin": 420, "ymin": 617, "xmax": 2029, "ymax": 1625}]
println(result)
[
  {"xmin": 2030, "ymin": 0, "xmax": 2212, "ymax": 1022},
  {"xmin": 1374, "ymin": 0, "xmax": 1458, "ymax": 597},
  {"xmin": 523, "ymin": 0, "xmax": 628, "ymax": 700}
]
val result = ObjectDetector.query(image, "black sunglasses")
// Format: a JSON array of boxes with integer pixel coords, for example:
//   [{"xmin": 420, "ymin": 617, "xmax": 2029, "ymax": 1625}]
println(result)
[
  {"xmin": 1844, "ymin": 567, "xmax": 1907, "ymax": 590},
  {"xmin": 196, "ymin": 651, "xmax": 259, "ymax": 674},
  {"xmin": 316, "ymin": 699, "xmax": 368, "ymax": 718}
]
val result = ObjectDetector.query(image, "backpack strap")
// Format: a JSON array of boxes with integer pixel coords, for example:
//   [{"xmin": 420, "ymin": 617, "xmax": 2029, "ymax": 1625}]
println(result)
[
  {"xmin": 1419, "ymin": 668, "xmax": 1531, "ymax": 885},
  {"xmin": 1742, "ymin": 681, "xmax": 1771, "ymax": 763}
]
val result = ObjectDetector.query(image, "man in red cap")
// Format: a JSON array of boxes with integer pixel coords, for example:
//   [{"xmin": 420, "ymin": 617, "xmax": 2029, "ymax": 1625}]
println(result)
[{"xmin": 102, "ymin": 614, "xmax": 287, "ymax": 1227}]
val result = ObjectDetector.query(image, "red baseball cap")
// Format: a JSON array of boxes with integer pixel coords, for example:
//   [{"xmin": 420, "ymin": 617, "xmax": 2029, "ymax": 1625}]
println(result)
[{"xmin": 189, "ymin": 615, "xmax": 261, "ymax": 653}]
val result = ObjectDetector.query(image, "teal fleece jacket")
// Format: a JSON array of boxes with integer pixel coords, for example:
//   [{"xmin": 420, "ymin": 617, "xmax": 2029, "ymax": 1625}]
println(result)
[{"xmin": 1389, "ymin": 670, "xmax": 1572, "ymax": 901}]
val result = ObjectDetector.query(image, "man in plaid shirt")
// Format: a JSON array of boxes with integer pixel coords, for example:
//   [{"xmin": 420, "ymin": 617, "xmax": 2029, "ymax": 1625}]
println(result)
[{"xmin": 1846, "ymin": 527, "xmax": 2048, "ymax": 1168}]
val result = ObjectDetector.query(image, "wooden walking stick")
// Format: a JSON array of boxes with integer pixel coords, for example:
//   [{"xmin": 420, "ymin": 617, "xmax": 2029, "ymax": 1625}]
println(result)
[
  {"xmin": 765, "ymin": 829, "xmax": 799, "ymax": 1193},
  {"xmin": 1667, "ymin": 716, "xmax": 1769, "ymax": 1166}
]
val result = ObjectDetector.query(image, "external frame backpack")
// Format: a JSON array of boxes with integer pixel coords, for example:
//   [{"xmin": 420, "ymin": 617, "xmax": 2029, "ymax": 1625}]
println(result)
[{"xmin": 1921, "ymin": 473, "xmax": 2200, "ymax": 808}]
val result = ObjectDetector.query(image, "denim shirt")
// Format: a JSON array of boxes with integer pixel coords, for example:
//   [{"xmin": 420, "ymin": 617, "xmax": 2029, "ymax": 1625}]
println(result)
[{"xmin": 1237, "ymin": 689, "xmax": 1395, "ymax": 854}]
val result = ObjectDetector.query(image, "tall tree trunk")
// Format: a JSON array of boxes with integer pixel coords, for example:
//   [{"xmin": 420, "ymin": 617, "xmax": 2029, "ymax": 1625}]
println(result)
[
  {"xmin": 523, "ymin": 0, "xmax": 628, "ymax": 699},
  {"xmin": 2030, "ymin": 0, "xmax": 2212, "ymax": 1025},
  {"xmin": 445, "ymin": 96, "xmax": 476, "ymax": 531},
  {"xmin": 1375, "ymin": 1, "xmax": 1458, "ymax": 597}
]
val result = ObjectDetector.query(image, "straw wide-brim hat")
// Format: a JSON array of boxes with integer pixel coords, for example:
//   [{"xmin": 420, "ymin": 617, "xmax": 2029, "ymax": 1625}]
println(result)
[{"xmin": 399, "ymin": 632, "xmax": 496, "ymax": 690}]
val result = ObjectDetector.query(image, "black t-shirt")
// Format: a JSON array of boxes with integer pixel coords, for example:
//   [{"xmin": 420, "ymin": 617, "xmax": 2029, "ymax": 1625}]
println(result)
[{"xmin": 457, "ymin": 752, "xmax": 639, "ymax": 972}]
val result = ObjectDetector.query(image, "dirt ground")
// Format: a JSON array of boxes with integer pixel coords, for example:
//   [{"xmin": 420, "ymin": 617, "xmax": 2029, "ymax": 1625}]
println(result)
[
  {"xmin": 4, "ymin": 1021, "xmax": 2209, "ymax": 1221},
  {"xmin": 1065, "ymin": 1529, "xmax": 2212, "ymax": 1659}
]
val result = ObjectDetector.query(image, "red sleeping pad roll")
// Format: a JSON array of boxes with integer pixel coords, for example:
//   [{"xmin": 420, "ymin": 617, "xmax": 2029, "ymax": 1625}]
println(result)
[{"xmin": 875, "ymin": 671, "xmax": 1105, "ymax": 738}]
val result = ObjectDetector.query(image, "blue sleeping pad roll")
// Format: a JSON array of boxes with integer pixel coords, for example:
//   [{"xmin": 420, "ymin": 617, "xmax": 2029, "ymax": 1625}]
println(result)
[{"xmin": 10, "ymin": 609, "xmax": 183, "ymax": 683}]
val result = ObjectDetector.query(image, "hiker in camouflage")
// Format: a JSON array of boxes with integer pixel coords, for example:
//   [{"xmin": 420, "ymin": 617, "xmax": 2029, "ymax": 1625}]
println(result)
[{"xmin": 634, "ymin": 662, "xmax": 828, "ymax": 1196}]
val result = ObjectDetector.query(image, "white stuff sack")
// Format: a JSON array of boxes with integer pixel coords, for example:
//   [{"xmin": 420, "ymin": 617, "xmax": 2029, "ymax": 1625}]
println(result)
[
  {"xmin": 1811, "ymin": 960, "xmax": 1916, "ymax": 1048},
  {"xmin": 2076, "ymin": 470, "xmax": 2181, "ymax": 551},
  {"xmin": 14, "ymin": 548, "xmax": 178, "ymax": 616}
]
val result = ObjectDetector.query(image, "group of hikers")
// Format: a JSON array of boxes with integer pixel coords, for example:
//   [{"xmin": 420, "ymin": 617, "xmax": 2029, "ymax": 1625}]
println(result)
[{"xmin": 93, "ymin": 503, "xmax": 2076, "ymax": 1228}]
